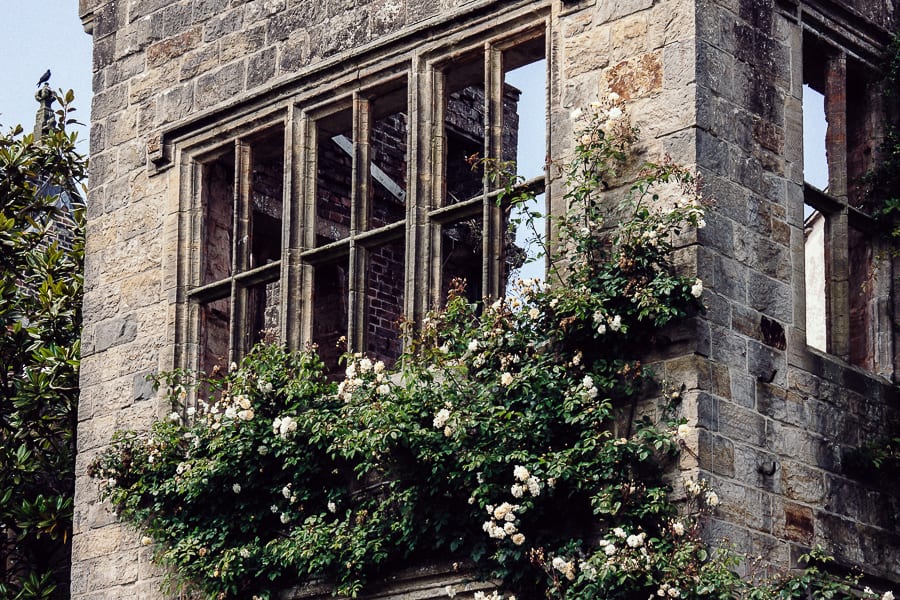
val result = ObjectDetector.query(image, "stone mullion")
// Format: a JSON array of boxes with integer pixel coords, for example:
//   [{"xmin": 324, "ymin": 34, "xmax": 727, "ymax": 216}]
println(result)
[
  {"xmin": 406, "ymin": 61, "xmax": 426, "ymax": 329},
  {"xmin": 347, "ymin": 93, "xmax": 369, "ymax": 353},
  {"xmin": 485, "ymin": 43, "xmax": 504, "ymax": 300},
  {"xmin": 427, "ymin": 67, "xmax": 448, "ymax": 314},
  {"xmin": 282, "ymin": 106, "xmax": 302, "ymax": 350},
  {"xmin": 233, "ymin": 140, "xmax": 254, "ymax": 358},
  {"xmin": 297, "ymin": 114, "xmax": 318, "ymax": 350},
  {"xmin": 823, "ymin": 52, "xmax": 850, "ymax": 359}
]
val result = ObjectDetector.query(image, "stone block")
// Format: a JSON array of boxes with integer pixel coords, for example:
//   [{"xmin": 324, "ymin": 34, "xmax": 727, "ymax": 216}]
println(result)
[
  {"xmin": 747, "ymin": 340, "xmax": 785, "ymax": 386},
  {"xmin": 747, "ymin": 271, "xmax": 792, "ymax": 322},
  {"xmin": 603, "ymin": 51, "xmax": 662, "ymax": 100},
  {"xmin": 779, "ymin": 501, "xmax": 814, "ymax": 544},
  {"xmin": 780, "ymin": 460, "xmax": 824, "ymax": 504},
  {"xmin": 718, "ymin": 399, "xmax": 766, "ymax": 447},
  {"xmin": 94, "ymin": 315, "xmax": 138, "ymax": 353},
  {"xmin": 195, "ymin": 60, "xmax": 247, "ymax": 110},
  {"xmin": 147, "ymin": 26, "xmax": 202, "ymax": 68}
]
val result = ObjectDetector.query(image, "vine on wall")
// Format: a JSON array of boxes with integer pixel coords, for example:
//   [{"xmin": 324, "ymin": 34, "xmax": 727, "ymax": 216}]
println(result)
[{"xmin": 89, "ymin": 99, "xmax": 893, "ymax": 600}]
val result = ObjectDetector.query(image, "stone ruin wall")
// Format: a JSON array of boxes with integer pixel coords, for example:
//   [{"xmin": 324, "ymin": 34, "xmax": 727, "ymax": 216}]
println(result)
[{"xmin": 73, "ymin": 0, "xmax": 898, "ymax": 596}]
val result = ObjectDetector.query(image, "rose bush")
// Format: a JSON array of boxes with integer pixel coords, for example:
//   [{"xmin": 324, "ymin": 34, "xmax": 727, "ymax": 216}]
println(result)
[{"xmin": 89, "ymin": 99, "xmax": 892, "ymax": 600}]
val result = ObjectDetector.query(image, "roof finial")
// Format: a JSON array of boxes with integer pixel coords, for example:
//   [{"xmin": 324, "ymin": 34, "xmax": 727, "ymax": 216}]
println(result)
[{"xmin": 34, "ymin": 81, "xmax": 55, "ymax": 138}]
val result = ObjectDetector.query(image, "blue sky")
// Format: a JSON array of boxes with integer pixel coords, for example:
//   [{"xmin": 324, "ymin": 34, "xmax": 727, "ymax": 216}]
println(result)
[{"xmin": 0, "ymin": 1, "xmax": 93, "ymax": 149}]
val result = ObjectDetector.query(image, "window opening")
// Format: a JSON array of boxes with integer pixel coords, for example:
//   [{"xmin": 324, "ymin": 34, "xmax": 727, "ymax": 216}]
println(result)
[
  {"xmin": 316, "ymin": 109, "xmax": 353, "ymax": 246},
  {"xmin": 803, "ymin": 202, "xmax": 827, "ymax": 352},
  {"xmin": 800, "ymin": 31, "xmax": 883, "ymax": 372},
  {"xmin": 802, "ymin": 84, "xmax": 829, "ymax": 192},
  {"xmin": 432, "ymin": 33, "xmax": 547, "ymax": 306},
  {"xmin": 312, "ymin": 256, "xmax": 350, "ymax": 373},
  {"xmin": 303, "ymin": 79, "xmax": 410, "ymax": 374},
  {"xmin": 503, "ymin": 46, "xmax": 547, "ymax": 288},
  {"xmin": 191, "ymin": 125, "xmax": 285, "ymax": 372}
]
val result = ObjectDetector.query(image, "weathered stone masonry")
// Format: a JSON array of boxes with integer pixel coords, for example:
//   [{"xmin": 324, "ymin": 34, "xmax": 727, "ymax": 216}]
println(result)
[{"xmin": 74, "ymin": 0, "xmax": 899, "ymax": 597}]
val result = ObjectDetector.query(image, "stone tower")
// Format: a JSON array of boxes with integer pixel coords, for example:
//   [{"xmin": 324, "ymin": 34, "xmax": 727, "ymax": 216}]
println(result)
[{"xmin": 74, "ymin": 0, "xmax": 899, "ymax": 597}]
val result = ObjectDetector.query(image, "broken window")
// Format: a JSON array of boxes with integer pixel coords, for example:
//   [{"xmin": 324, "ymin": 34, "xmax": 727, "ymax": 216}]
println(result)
[
  {"xmin": 190, "ymin": 126, "xmax": 285, "ymax": 374},
  {"xmin": 431, "ymin": 32, "xmax": 547, "ymax": 306},
  {"xmin": 801, "ymin": 32, "xmax": 885, "ymax": 372},
  {"xmin": 301, "ymin": 79, "xmax": 410, "ymax": 373},
  {"xmin": 185, "ymin": 26, "xmax": 550, "ymax": 376}
]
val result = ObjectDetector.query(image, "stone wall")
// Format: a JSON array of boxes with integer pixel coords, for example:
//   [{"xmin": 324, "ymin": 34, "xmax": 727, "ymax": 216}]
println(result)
[
  {"xmin": 73, "ymin": 0, "xmax": 899, "ymax": 596},
  {"xmin": 692, "ymin": 0, "xmax": 900, "ymax": 581}
]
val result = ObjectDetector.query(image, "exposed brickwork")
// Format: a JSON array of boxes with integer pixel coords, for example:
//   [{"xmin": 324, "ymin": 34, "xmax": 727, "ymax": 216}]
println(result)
[{"xmin": 75, "ymin": 0, "xmax": 900, "ymax": 597}]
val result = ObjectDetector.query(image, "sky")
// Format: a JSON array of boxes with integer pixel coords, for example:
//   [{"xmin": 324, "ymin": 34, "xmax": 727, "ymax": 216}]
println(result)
[{"xmin": 0, "ymin": 1, "xmax": 93, "ymax": 150}]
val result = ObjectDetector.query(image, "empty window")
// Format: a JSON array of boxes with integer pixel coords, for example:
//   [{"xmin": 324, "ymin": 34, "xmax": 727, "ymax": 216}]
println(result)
[
  {"xmin": 801, "ymin": 32, "xmax": 883, "ymax": 371},
  {"xmin": 191, "ymin": 127, "xmax": 285, "ymax": 375},
  {"xmin": 431, "ymin": 32, "xmax": 547, "ymax": 306},
  {"xmin": 185, "ymin": 27, "xmax": 550, "ymax": 376}
]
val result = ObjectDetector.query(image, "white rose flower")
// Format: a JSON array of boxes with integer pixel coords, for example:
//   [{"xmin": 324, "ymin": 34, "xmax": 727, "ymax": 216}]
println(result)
[
  {"xmin": 468, "ymin": 339, "xmax": 479, "ymax": 352},
  {"xmin": 327, "ymin": 501, "xmax": 337, "ymax": 513},
  {"xmin": 282, "ymin": 485, "xmax": 292, "ymax": 499},
  {"xmin": 224, "ymin": 406, "xmax": 237, "ymax": 420},
  {"xmin": 604, "ymin": 543, "xmax": 617, "ymax": 556},
  {"xmin": 280, "ymin": 513, "xmax": 290, "ymax": 524},
  {"xmin": 503, "ymin": 522, "xmax": 517, "ymax": 535},
  {"xmin": 607, "ymin": 107, "xmax": 623, "ymax": 120},
  {"xmin": 691, "ymin": 278, "xmax": 704, "ymax": 298},
  {"xmin": 186, "ymin": 406, "xmax": 196, "ymax": 417},
  {"xmin": 511, "ymin": 484, "xmax": 525, "ymax": 498},
  {"xmin": 705, "ymin": 491, "xmax": 719, "ymax": 506},
  {"xmin": 501, "ymin": 372, "xmax": 514, "ymax": 386},
  {"xmin": 513, "ymin": 465, "xmax": 530, "ymax": 482},
  {"xmin": 168, "ymin": 411, "xmax": 181, "ymax": 423},
  {"xmin": 377, "ymin": 383, "xmax": 391, "ymax": 395},
  {"xmin": 232, "ymin": 483, "xmax": 242, "ymax": 494},
  {"xmin": 609, "ymin": 315, "xmax": 622, "ymax": 332},
  {"xmin": 571, "ymin": 108, "xmax": 583, "ymax": 120},
  {"xmin": 433, "ymin": 408, "xmax": 451, "ymax": 429},
  {"xmin": 345, "ymin": 363, "xmax": 357, "ymax": 378},
  {"xmin": 597, "ymin": 323, "xmax": 607, "ymax": 335},
  {"xmin": 883, "ymin": 593, "xmax": 895, "ymax": 600},
  {"xmin": 528, "ymin": 307, "xmax": 540, "ymax": 320},
  {"xmin": 526, "ymin": 477, "xmax": 542, "ymax": 497},
  {"xmin": 511, "ymin": 533, "xmax": 525, "ymax": 546},
  {"xmin": 671, "ymin": 521, "xmax": 685, "ymax": 535},
  {"xmin": 237, "ymin": 395, "xmax": 251, "ymax": 410},
  {"xmin": 583, "ymin": 375, "xmax": 594, "ymax": 389},
  {"xmin": 677, "ymin": 424, "xmax": 691, "ymax": 440},
  {"xmin": 613, "ymin": 527, "xmax": 626, "ymax": 538},
  {"xmin": 141, "ymin": 536, "xmax": 153, "ymax": 546},
  {"xmin": 373, "ymin": 360, "xmax": 385, "ymax": 373}
]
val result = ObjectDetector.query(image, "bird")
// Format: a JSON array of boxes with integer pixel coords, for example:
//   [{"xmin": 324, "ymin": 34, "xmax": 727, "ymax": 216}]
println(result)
[{"xmin": 36, "ymin": 69, "xmax": 51, "ymax": 87}]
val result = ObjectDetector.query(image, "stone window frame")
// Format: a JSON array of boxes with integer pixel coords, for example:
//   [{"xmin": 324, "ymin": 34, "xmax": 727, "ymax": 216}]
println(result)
[
  {"xmin": 176, "ymin": 13, "xmax": 553, "ymax": 376},
  {"xmin": 794, "ymin": 8, "xmax": 893, "ymax": 376}
]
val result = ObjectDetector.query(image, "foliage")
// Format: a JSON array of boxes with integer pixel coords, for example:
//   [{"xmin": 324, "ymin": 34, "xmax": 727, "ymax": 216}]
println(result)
[
  {"xmin": 89, "ymin": 99, "xmax": 891, "ymax": 600},
  {"xmin": 868, "ymin": 33, "xmax": 900, "ymax": 243},
  {"xmin": 0, "ymin": 92, "xmax": 86, "ymax": 599}
]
